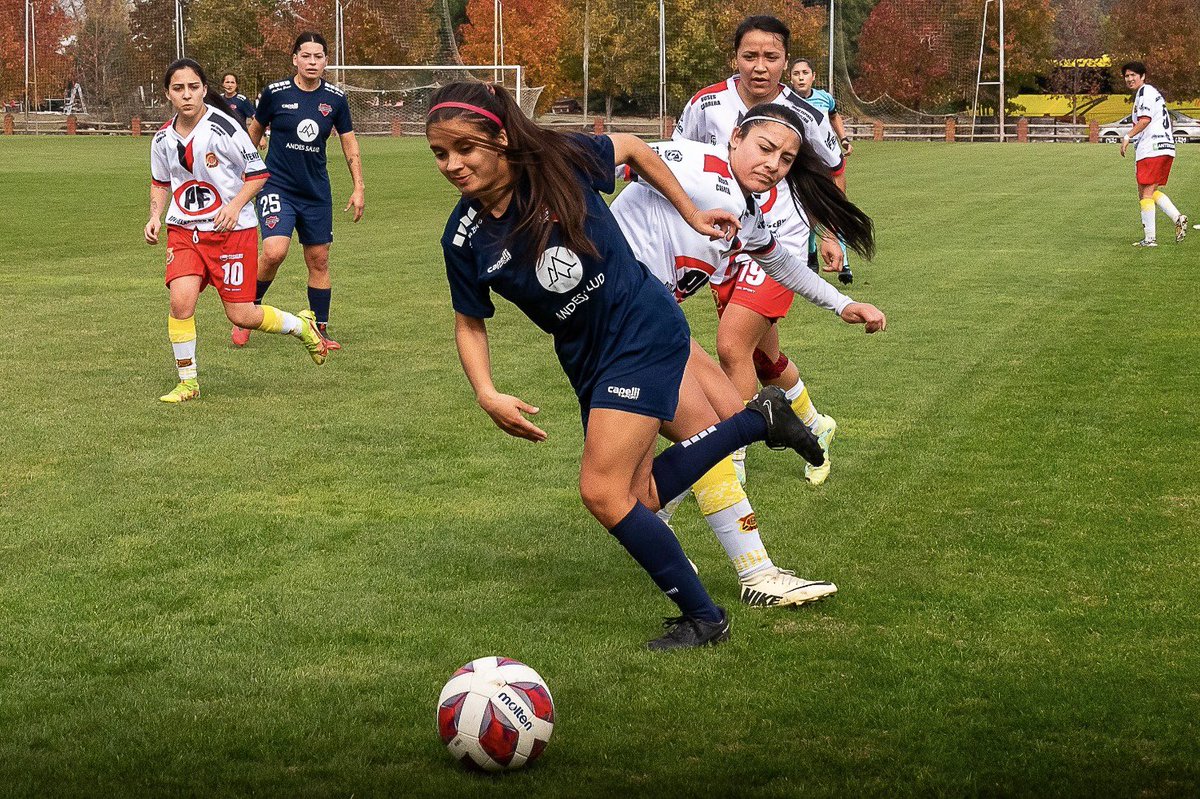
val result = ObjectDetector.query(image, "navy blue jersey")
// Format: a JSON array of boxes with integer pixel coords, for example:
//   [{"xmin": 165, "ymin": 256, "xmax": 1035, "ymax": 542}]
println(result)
[
  {"xmin": 222, "ymin": 93, "xmax": 256, "ymax": 127},
  {"xmin": 442, "ymin": 133, "xmax": 690, "ymax": 406},
  {"xmin": 255, "ymin": 78, "xmax": 353, "ymax": 204}
]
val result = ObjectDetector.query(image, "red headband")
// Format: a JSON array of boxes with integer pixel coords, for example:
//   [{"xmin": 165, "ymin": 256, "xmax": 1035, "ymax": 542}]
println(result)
[{"xmin": 428, "ymin": 102, "xmax": 504, "ymax": 130}]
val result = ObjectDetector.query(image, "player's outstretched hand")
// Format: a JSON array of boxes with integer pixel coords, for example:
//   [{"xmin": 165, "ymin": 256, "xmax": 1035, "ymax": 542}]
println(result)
[
  {"xmin": 345, "ymin": 189, "xmax": 365, "ymax": 223},
  {"xmin": 688, "ymin": 208, "xmax": 740, "ymax": 241},
  {"xmin": 840, "ymin": 302, "xmax": 886, "ymax": 333},
  {"xmin": 819, "ymin": 234, "xmax": 844, "ymax": 272},
  {"xmin": 144, "ymin": 217, "xmax": 161, "ymax": 245},
  {"xmin": 480, "ymin": 393, "xmax": 548, "ymax": 443}
]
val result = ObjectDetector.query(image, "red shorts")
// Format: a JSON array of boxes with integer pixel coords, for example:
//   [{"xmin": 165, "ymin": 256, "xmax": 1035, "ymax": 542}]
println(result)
[
  {"xmin": 1136, "ymin": 155, "xmax": 1173, "ymax": 186},
  {"xmin": 165, "ymin": 226, "xmax": 259, "ymax": 303},
  {"xmin": 711, "ymin": 258, "xmax": 795, "ymax": 321}
]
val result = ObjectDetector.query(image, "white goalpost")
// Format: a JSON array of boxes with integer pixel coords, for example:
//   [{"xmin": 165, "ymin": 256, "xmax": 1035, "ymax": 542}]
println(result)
[{"xmin": 328, "ymin": 64, "xmax": 542, "ymax": 135}]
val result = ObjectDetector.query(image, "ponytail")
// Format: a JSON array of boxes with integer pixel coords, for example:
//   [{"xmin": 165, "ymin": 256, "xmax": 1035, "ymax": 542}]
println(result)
[
  {"xmin": 426, "ymin": 82, "xmax": 606, "ymax": 259},
  {"xmin": 740, "ymin": 103, "xmax": 875, "ymax": 259}
]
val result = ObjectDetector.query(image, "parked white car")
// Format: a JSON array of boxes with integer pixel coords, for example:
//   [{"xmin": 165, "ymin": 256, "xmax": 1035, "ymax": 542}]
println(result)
[{"xmin": 1099, "ymin": 111, "xmax": 1200, "ymax": 143}]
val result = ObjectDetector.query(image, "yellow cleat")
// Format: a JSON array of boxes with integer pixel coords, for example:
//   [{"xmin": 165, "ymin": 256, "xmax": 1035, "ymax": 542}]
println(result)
[
  {"xmin": 159, "ymin": 379, "xmax": 200, "ymax": 404},
  {"xmin": 297, "ymin": 310, "xmax": 329, "ymax": 365},
  {"xmin": 805, "ymin": 414, "xmax": 837, "ymax": 486}
]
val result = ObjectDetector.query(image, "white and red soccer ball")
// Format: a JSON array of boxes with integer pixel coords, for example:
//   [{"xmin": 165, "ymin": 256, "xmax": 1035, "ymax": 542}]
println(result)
[{"xmin": 437, "ymin": 656, "xmax": 555, "ymax": 771}]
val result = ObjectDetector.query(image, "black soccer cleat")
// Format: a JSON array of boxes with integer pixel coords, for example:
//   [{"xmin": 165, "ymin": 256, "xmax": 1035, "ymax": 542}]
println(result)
[
  {"xmin": 646, "ymin": 607, "xmax": 731, "ymax": 652},
  {"xmin": 838, "ymin": 266, "xmax": 854, "ymax": 285},
  {"xmin": 745, "ymin": 386, "xmax": 825, "ymax": 465}
]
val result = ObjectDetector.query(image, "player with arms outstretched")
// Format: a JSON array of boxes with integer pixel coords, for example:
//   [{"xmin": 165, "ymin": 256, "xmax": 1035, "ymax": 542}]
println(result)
[
  {"xmin": 612, "ymin": 104, "xmax": 885, "ymax": 606},
  {"xmin": 428, "ymin": 82, "xmax": 830, "ymax": 649},
  {"xmin": 146, "ymin": 59, "xmax": 328, "ymax": 403},
  {"xmin": 1119, "ymin": 61, "xmax": 1187, "ymax": 246},
  {"xmin": 675, "ymin": 15, "xmax": 860, "ymax": 486},
  {"xmin": 234, "ymin": 31, "xmax": 365, "ymax": 349}
]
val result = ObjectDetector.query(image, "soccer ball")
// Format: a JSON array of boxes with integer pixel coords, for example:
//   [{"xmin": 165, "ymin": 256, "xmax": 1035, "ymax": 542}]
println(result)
[{"xmin": 437, "ymin": 656, "xmax": 555, "ymax": 771}]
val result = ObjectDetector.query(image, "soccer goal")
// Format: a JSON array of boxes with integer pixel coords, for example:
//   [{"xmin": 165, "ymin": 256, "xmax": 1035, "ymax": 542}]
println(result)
[{"xmin": 329, "ymin": 64, "xmax": 543, "ymax": 135}]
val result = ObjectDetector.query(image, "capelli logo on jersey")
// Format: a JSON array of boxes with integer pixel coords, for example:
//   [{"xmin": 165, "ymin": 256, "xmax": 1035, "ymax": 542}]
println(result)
[
  {"xmin": 487, "ymin": 249, "xmax": 511, "ymax": 274},
  {"xmin": 607, "ymin": 385, "xmax": 641, "ymax": 401},
  {"xmin": 281, "ymin": 102, "xmax": 299, "ymax": 110}
]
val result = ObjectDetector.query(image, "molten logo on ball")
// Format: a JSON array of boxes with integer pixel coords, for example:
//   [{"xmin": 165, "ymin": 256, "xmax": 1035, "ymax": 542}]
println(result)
[{"xmin": 437, "ymin": 656, "xmax": 554, "ymax": 771}]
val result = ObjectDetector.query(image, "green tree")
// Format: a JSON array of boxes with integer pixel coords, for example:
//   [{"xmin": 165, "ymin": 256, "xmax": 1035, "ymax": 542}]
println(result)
[{"xmin": 1107, "ymin": 0, "xmax": 1200, "ymax": 98}]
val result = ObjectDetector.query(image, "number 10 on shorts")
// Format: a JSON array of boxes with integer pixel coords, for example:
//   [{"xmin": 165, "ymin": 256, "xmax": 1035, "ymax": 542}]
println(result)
[{"xmin": 222, "ymin": 261, "xmax": 244, "ymax": 287}]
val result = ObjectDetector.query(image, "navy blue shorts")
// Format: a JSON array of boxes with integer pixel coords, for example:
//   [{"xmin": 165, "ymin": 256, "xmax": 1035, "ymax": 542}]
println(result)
[
  {"xmin": 577, "ymin": 318, "xmax": 689, "ymax": 431},
  {"xmin": 257, "ymin": 189, "xmax": 333, "ymax": 246}
]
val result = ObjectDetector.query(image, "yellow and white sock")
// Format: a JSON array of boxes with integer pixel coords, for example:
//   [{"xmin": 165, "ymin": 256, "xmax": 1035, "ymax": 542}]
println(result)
[
  {"xmin": 1140, "ymin": 198, "xmax": 1156, "ymax": 240},
  {"xmin": 1153, "ymin": 190, "xmax": 1181, "ymax": 223},
  {"xmin": 784, "ymin": 379, "xmax": 819, "ymax": 430},
  {"xmin": 168, "ymin": 315, "xmax": 197, "ymax": 381},
  {"xmin": 256, "ymin": 305, "xmax": 303, "ymax": 335},
  {"xmin": 694, "ymin": 457, "xmax": 772, "ymax": 580}
]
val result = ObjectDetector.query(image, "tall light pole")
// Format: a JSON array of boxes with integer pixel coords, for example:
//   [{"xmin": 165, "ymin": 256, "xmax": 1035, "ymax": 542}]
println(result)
[
  {"xmin": 658, "ymin": 0, "xmax": 666, "ymax": 121},
  {"xmin": 827, "ymin": 0, "xmax": 835, "ymax": 95}
]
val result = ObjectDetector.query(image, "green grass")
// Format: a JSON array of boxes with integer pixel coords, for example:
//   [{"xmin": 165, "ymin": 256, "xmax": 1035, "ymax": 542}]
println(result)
[{"xmin": 1, "ymin": 135, "xmax": 1198, "ymax": 797}]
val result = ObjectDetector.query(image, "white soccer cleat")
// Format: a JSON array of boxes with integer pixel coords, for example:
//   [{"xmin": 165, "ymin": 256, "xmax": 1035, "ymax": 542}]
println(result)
[
  {"xmin": 804, "ymin": 414, "xmax": 837, "ymax": 486},
  {"xmin": 1175, "ymin": 215, "xmax": 1188, "ymax": 243},
  {"xmin": 1132, "ymin": 238, "xmax": 1158, "ymax": 247},
  {"xmin": 739, "ymin": 567, "xmax": 837, "ymax": 607}
]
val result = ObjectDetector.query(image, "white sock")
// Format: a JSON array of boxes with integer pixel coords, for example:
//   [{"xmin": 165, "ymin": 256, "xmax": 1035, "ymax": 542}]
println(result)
[
  {"xmin": 1155, "ymin": 192, "xmax": 1181, "ymax": 223},
  {"xmin": 1141, "ymin": 203, "xmax": 1156, "ymax": 241},
  {"xmin": 172, "ymin": 339, "xmax": 197, "ymax": 381},
  {"xmin": 705, "ymin": 498, "xmax": 773, "ymax": 580},
  {"xmin": 279, "ymin": 312, "xmax": 303, "ymax": 335}
]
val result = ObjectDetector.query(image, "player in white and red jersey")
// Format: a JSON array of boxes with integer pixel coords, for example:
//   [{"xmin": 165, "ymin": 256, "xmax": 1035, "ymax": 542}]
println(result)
[
  {"xmin": 1119, "ymin": 61, "xmax": 1187, "ymax": 246},
  {"xmin": 674, "ymin": 15, "xmax": 864, "ymax": 486},
  {"xmin": 612, "ymin": 106, "xmax": 885, "ymax": 607},
  {"xmin": 146, "ymin": 59, "xmax": 329, "ymax": 403}
]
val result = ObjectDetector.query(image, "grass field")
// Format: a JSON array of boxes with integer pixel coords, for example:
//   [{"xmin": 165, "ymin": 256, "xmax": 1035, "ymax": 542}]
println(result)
[{"xmin": 1, "ymin": 134, "xmax": 1198, "ymax": 797}]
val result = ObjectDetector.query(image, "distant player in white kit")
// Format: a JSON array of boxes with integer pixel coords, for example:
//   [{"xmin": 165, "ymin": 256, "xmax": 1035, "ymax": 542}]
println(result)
[
  {"xmin": 1119, "ymin": 61, "xmax": 1187, "ymax": 246},
  {"xmin": 146, "ymin": 59, "xmax": 328, "ymax": 403}
]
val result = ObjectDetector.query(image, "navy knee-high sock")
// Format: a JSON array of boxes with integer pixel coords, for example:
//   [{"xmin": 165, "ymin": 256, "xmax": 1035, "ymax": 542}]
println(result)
[
  {"xmin": 308, "ymin": 286, "xmax": 332, "ymax": 327},
  {"xmin": 254, "ymin": 279, "xmax": 272, "ymax": 305},
  {"xmin": 652, "ymin": 409, "xmax": 767, "ymax": 506},
  {"xmin": 609, "ymin": 502, "xmax": 721, "ymax": 622}
]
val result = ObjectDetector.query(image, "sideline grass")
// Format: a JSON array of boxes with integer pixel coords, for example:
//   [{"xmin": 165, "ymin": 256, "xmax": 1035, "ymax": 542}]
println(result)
[{"xmin": 1, "ymin": 135, "xmax": 1198, "ymax": 797}]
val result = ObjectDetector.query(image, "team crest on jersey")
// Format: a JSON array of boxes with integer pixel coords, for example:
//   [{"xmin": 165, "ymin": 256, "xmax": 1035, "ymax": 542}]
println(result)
[
  {"xmin": 296, "ymin": 119, "xmax": 319, "ymax": 142},
  {"xmin": 205, "ymin": 152, "xmax": 219, "ymax": 169},
  {"xmin": 173, "ymin": 180, "xmax": 222, "ymax": 216},
  {"xmin": 663, "ymin": 149, "xmax": 683, "ymax": 162},
  {"xmin": 318, "ymin": 103, "xmax": 333, "ymax": 117},
  {"xmin": 535, "ymin": 247, "xmax": 584, "ymax": 294},
  {"xmin": 265, "ymin": 215, "xmax": 280, "ymax": 229}
]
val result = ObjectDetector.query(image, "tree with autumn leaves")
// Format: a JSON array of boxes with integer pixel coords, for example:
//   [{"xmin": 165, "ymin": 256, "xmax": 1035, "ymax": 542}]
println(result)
[{"xmin": 1107, "ymin": 0, "xmax": 1200, "ymax": 99}]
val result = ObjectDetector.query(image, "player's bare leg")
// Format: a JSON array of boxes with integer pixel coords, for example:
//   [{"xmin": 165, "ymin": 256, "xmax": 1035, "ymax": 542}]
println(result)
[
  {"xmin": 162, "ymin": 275, "xmax": 202, "ymax": 403},
  {"xmin": 223, "ymin": 300, "xmax": 328, "ymax": 365},
  {"xmin": 303, "ymin": 243, "xmax": 340, "ymax": 350}
]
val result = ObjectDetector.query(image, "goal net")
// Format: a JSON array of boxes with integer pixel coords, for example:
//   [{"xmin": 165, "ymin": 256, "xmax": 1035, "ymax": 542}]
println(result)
[{"xmin": 332, "ymin": 64, "xmax": 543, "ymax": 135}]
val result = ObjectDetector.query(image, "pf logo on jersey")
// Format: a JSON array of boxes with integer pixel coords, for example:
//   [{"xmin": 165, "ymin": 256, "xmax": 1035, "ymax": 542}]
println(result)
[
  {"xmin": 318, "ymin": 102, "xmax": 332, "ymax": 117},
  {"xmin": 297, "ymin": 119, "xmax": 319, "ymax": 142},
  {"xmin": 535, "ymin": 247, "xmax": 584, "ymax": 293},
  {"xmin": 173, "ymin": 180, "xmax": 223, "ymax": 216}
]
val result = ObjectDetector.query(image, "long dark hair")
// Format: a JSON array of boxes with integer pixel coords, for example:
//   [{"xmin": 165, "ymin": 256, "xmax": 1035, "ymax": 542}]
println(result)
[
  {"xmin": 738, "ymin": 103, "xmax": 874, "ymax": 259},
  {"xmin": 734, "ymin": 15, "xmax": 790, "ymax": 53},
  {"xmin": 426, "ymin": 82, "xmax": 605, "ymax": 259},
  {"xmin": 162, "ymin": 58, "xmax": 235, "ymax": 123}
]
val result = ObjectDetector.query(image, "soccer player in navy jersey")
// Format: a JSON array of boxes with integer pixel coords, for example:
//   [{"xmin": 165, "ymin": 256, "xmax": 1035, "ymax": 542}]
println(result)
[
  {"xmin": 427, "ymin": 82, "xmax": 827, "ymax": 651},
  {"xmin": 220, "ymin": 73, "xmax": 256, "ymax": 130},
  {"xmin": 234, "ymin": 31, "xmax": 364, "ymax": 350}
]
